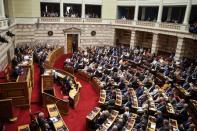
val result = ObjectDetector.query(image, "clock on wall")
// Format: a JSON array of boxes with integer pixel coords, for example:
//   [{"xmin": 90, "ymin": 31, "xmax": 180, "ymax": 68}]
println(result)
[
  {"xmin": 91, "ymin": 31, "xmax": 96, "ymax": 36},
  {"xmin": 48, "ymin": 31, "xmax": 53, "ymax": 36}
]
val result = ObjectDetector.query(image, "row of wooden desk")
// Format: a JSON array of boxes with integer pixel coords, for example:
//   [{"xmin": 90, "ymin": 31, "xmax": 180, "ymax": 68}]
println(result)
[
  {"xmin": 47, "ymin": 104, "xmax": 69, "ymax": 131},
  {"xmin": 98, "ymin": 90, "xmax": 106, "ymax": 105},
  {"xmin": 115, "ymin": 89, "xmax": 122, "ymax": 106},
  {"xmin": 124, "ymin": 113, "xmax": 137, "ymax": 130},
  {"xmin": 97, "ymin": 110, "xmax": 119, "ymax": 131},
  {"xmin": 45, "ymin": 47, "xmax": 64, "ymax": 68},
  {"xmin": 128, "ymin": 88, "xmax": 138, "ymax": 110}
]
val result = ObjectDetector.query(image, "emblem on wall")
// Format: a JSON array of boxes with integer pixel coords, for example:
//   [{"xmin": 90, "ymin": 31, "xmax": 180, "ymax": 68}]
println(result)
[
  {"xmin": 91, "ymin": 31, "xmax": 96, "ymax": 36},
  {"xmin": 48, "ymin": 31, "xmax": 53, "ymax": 36}
]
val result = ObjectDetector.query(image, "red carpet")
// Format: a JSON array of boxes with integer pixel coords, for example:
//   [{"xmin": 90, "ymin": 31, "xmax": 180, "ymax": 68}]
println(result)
[
  {"xmin": 53, "ymin": 54, "xmax": 99, "ymax": 131},
  {"xmin": 53, "ymin": 83, "xmax": 63, "ymax": 99},
  {"xmin": 31, "ymin": 64, "xmax": 41, "ymax": 103},
  {"xmin": 53, "ymin": 53, "xmax": 72, "ymax": 69}
]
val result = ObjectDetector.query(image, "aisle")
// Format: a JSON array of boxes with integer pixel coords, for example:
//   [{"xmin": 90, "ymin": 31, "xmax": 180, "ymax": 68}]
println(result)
[
  {"xmin": 31, "ymin": 64, "xmax": 41, "ymax": 103},
  {"xmin": 53, "ymin": 54, "xmax": 99, "ymax": 131}
]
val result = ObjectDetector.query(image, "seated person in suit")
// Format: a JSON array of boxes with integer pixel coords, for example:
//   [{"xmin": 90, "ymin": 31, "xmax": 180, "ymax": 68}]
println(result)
[
  {"xmin": 12, "ymin": 55, "xmax": 19, "ymax": 68},
  {"xmin": 138, "ymin": 93, "xmax": 148, "ymax": 107},
  {"xmin": 174, "ymin": 99, "xmax": 185, "ymax": 111},
  {"xmin": 115, "ymin": 118, "xmax": 124, "ymax": 131},
  {"xmin": 179, "ymin": 117, "xmax": 194, "ymax": 131},
  {"xmin": 187, "ymin": 123, "xmax": 196, "ymax": 131},
  {"xmin": 134, "ymin": 111, "xmax": 148, "ymax": 129},
  {"xmin": 155, "ymin": 111, "xmax": 164, "ymax": 129},
  {"xmin": 123, "ymin": 107, "xmax": 130, "ymax": 118},
  {"xmin": 159, "ymin": 119, "xmax": 170, "ymax": 131},
  {"xmin": 94, "ymin": 110, "xmax": 109, "ymax": 129},
  {"xmin": 176, "ymin": 104, "xmax": 189, "ymax": 123},
  {"xmin": 105, "ymin": 90, "xmax": 116, "ymax": 107},
  {"xmin": 149, "ymin": 85, "xmax": 160, "ymax": 96},
  {"xmin": 12, "ymin": 66, "xmax": 22, "ymax": 78},
  {"xmin": 182, "ymin": 79, "xmax": 191, "ymax": 90},
  {"xmin": 110, "ymin": 125, "xmax": 118, "ymax": 131},
  {"xmin": 188, "ymin": 83, "xmax": 197, "ymax": 98},
  {"xmin": 37, "ymin": 112, "xmax": 51, "ymax": 131},
  {"xmin": 135, "ymin": 84, "xmax": 144, "ymax": 98},
  {"xmin": 156, "ymin": 98, "xmax": 167, "ymax": 113}
]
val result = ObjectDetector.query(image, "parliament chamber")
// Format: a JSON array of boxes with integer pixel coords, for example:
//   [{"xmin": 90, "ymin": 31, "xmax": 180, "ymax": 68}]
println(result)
[{"xmin": 0, "ymin": 0, "xmax": 197, "ymax": 131}]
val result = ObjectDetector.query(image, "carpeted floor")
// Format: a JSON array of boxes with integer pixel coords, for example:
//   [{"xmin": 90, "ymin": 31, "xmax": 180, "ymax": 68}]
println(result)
[
  {"xmin": 4, "ymin": 54, "xmax": 99, "ymax": 131},
  {"xmin": 31, "ymin": 64, "xmax": 41, "ymax": 103},
  {"xmin": 53, "ymin": 53, "xmax": 72, "ymax": 70},
  {"xmin": 53, "ymin": 83, "xmax": 63, "ymax": 99}
]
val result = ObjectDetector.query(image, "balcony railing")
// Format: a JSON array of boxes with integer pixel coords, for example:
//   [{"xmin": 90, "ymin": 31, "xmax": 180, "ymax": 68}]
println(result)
[
  {"xmin": 64, "ymin": 18, "xmax": 82, "ymax": 23},
  {"xmin": 159, "ymin": 23, "xmax": 181, "ymax": 30},
  {"xmin": 39, "ymin": 17, "xmax": 60, "ymax": 22},
  {"xmin": 136, "ymin": 21, "xmax": 156, "ymax": 27},
  {"xmin": 1, "ymin": 17, "xmax": 190, "ymax": 34},
  {"xmin": 115, "ymin": 19, "xmax": 133, "ymax": 25}
]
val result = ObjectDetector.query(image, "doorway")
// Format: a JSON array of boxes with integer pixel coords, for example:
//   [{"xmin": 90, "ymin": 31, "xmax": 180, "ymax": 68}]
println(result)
[
  {"xmin": 115, "ymin": 29, "xmax": 131, "ymax": 47},
  {"xmin": 67, "ymin": 34, "xmax": 78, "ymax": 53}
]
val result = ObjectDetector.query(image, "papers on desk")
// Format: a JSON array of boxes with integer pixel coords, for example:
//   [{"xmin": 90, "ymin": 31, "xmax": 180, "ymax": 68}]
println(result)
[
  {"xmin": 19, "ymin": 61, "xmax": 29, "ymax": 66},
  {"xmin": 43, "ymin": 69, "xmax": 52, "ymax": 76},
  {"xmin": 56, "ymin": 71, "xmax": 66, "ymax": 79},
  {"xmin": 150, "ymin": 122, "xmax": 156, "ymax": 128},
  {"xmin": 49, "ymin": 111, "xmax": 59, "ymax": 117},
  {"xmin": 54, "ymin": 120, "xmax": 64, "ymax": 129},
  {"xmin": 50, "ymin": 116, "xmax": 59, "ymax": 123},
  {"xmin": 87, "ymin": 107, "xmax": 101, "ymax": 121},
  {"xmin": 47, "ymin": 104, "xmax": 68, "ymax": 131},
  {"xmin": 69, "ymin": 89, "xmax": 77, "ymax": 99}
]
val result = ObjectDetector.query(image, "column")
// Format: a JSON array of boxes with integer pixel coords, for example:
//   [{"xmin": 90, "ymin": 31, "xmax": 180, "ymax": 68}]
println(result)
[
  {"xmin": 183, "ymin": 0, "xmax": 192, "ymax": 25},
  {"xmin": 0, "ymin": 0, "xmax": 5, "ymax": 18},
  {"xmin": 82, "ymin": 0, "xmax": 85, "ymax": 18},
  {"xmin": 166, "ymin": 7, "xmax": 172, "ymax": 22},
  {"xmin": 130, "ymin": 31, "xmax": 136, "ymax": 49},
  {"xmin": 175, "ymin": 37, "xmax": 185, "ymax": 60},
  {"xmin": 151, "ymin": 33, "xmax": 159, "ymax": 54},
  {"xmin": 134, "ymin": 0, "xmax": 139, "ymax": 21},
  {"xmin": 141, "ymin": 7, "xmax": 146, "ymax": 20},
  {"xmin": 60, "ymin": 0, "xmax": 64, "ymax": 17},
  {"xmin": 157, "ymin": 0, "xmax": 163, "ymax": 23}
]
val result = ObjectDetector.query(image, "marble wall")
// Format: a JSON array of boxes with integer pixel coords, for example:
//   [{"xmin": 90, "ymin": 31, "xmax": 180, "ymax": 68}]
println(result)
[
  {"xmin": 15, "ymin": 23, "xmax": 115, "ymax": 52},
  {"xmin": 0, "ymin": 26, "xmax": 15, "ymax": 71}
]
